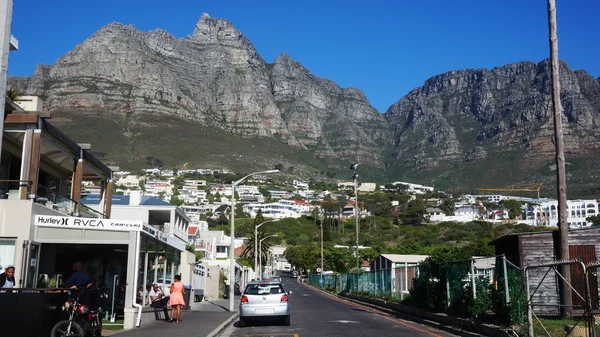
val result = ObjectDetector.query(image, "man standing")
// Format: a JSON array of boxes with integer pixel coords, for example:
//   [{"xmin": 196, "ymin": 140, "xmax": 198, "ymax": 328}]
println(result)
[
  {"xmin": 65, "ymin": 261, "xmax": 92, "ymax": 290},
  {"xmin": 0, "ymin": 265, "xmax": 15, "ymax": 288},
  {"xmin": 65, "ymin": 261, "xmax": 94, "ymax": 305},
  {"xmin": 149, "ymin": 283, "xmax": 170, "ymax": 321}
]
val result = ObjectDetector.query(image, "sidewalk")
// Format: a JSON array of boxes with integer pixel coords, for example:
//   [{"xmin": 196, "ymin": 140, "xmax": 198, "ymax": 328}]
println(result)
[{"xmin": 107, "ymin": 297, "xmax": 239, "ymax": 337}]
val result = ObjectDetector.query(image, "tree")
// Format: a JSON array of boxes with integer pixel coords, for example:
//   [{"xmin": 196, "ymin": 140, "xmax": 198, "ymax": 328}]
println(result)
[
  {"xmin": 284, "ymin": 244, "xmax": 319, "ymax": 273},
  {"xmin": 399, "ymin": 198, "xmax": 427, "ymax": 225},
  {"xmin": 145, "ymin": 156, "xmax": 164, "ymax": 169},
  {"xmin": 499, "ymin": 200, "xmax": 523, "ymax": 219},
  {"xmin": 242, "ymin": 230, "xmax": 275, "ymax": 267},
  {"xmin": 186, "ymin": 244, "xmax": 205, "ymax": 262},
  {"xmin": 6, "ymin": 88, "xmax": 19, "ymax": 101},
  {"xmin": 169, "ymin": 195, "xmax": 184, "ymax": 206},
  {"xmin": 439, "ymin": 198, "xmax": 455, "ymax": 216},
  {"xmin": 253, "ymin": 209, "xmax": 266, "ymax": 226},
  {"xmin": 586, "ymin": 215, "xmax": 600, "ymax": 227}
]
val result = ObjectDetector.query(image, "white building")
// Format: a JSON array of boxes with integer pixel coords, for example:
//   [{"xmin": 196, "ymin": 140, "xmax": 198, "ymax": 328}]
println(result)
[
  {"xmin": 292, "ymin": 180, "xmax": 309, "ymax": 190},
  {"xmin": 524, "ymin": 198, "xmax": 599, "ymax": 228},
  {"xmin": 183, "ymin": 180, "xmax": 207, "ymax": 189},
  {"xmin": 358, "ymin": 182, "xmax": 377, "ymax": 192},
  {"xmin": 392, "ymin": 181, "xmax": 434, "ymax": 194},
  {"xmin": 116, "ymin": 175, "xmax": 140, "ymax": 189},
  {"xmin": 14, "ymin": 95, "xmax": 43, "ymax": 112},
  {"xmin": 243, "ymin": 200, "xmax": 304, "ymax": 219},
  {"xmin": 267, "ymin": 188, "xmax": 294, "ymax": 200}
]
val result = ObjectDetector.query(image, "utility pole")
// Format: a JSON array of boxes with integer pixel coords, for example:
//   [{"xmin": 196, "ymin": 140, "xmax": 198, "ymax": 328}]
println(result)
[
  {"xmin": 0, "ymin": 0, "xmax": 14, "ymax": 164},
  {"xmin": 547, "ymin": 0, "xmax": 572, "ymax": 317},
  {"xmin": 351, "ymin": 164, "xmax": 359, "ymax": 269}
]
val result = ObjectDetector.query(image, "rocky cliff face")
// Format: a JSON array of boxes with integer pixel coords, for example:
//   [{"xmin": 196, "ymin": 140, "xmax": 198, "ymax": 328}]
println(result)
[
  {"xmin": 385, "ymin": 60, "xmax": 600, "ymax": 174},
  {"xmin": 10, "ymin": 13, "xmax": 600, "ymax": 194},
  {"xmin": 10, "ymin": 13, "xmax": 389, "ymax": 168}
]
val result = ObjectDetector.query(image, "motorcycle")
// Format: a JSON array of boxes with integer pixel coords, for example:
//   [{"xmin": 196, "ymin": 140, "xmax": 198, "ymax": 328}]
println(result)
[
  {"xmin": 50, "ymin": 289, "xmax": 103, "ymax": 337},
  {"xmin": 234, "ymin": 282, "xmax": 241, "ymax": 296}
]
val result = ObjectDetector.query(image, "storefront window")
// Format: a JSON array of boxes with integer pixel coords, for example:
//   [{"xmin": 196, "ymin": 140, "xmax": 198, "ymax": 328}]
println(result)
[
  {"xmin": 156, "ymin": 244, "xmax": 168, "ymax": 288},
  {"xmin": 173, "ymin": 247, "xmax": 181, "ymax": 278},
  {"xmin": 146, "ymin": 240, "xmax": 157, "ymax": 288},
  {"xmin": 166, "ymin": 247, "xmax": 174, "ymax": 282}
]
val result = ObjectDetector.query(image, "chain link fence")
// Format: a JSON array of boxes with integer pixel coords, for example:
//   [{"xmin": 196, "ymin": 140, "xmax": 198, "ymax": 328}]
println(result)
[{"xmin": 309, "ymin": 255, "xmax": 526, "ymax": 325}]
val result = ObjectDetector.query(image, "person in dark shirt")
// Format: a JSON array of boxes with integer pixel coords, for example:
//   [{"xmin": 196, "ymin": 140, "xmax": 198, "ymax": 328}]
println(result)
[
  {"xmin": 65, "ymin": 261, "xmax": 96, "ymax": 306},
  {"xmin": 65, "ymin": 261, "xmax": 92, "ymax": 290}
]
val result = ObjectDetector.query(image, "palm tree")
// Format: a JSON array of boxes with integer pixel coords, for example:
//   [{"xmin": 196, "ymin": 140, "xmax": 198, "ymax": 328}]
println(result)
[{"xmin": 242, "ymin": 229, "xmax": 273, "ymax": 265}]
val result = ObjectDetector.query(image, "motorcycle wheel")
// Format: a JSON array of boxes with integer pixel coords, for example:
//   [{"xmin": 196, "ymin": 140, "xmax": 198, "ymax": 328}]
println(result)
[{"xmin": 50, "ymin": 320, "xmax": 85, "ymax": 337}]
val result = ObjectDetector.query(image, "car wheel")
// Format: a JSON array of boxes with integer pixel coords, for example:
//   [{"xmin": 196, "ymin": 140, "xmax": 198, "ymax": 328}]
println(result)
[
  {"xmin": 283, "ymin": 315, "xmax": 290, "ymax": 326},
  {"xmin": 239, "ymin": 317, "xmax": 247, "ymax": 328}
]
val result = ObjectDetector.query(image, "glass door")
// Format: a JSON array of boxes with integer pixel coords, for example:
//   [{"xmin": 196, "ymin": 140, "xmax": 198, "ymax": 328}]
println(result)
[{"xmin": 26, "ymin": 243, "xmax": 40, "ymax": 288}]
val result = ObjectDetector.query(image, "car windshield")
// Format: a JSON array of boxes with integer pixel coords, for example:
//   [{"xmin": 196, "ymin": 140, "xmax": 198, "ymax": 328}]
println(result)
[{"xmin": 244, "ymin": 283, "xmax": 285, "ymax": 295}]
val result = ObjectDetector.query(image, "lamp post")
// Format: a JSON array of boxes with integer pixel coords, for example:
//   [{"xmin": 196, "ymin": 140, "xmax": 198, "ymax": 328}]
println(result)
[
  {"xmin": 255, "ymin": 219, "xmax": 279, "ymax": 280},
  {"xmin": 229, "ymin": 169, "xmax": 279, "ymax": 312},
  {"xmin": 351, "ymin": 164, "xmax": 359, "ymax": 269},
  {"xmin": 259, "ymin": 234, "xmax": 278, "ymax": 280}
]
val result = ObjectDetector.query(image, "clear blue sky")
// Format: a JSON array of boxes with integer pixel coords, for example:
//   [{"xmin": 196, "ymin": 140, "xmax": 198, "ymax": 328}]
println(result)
[{"xmin": 8, "ymin": 0, "xmax": 600, "ymax": 112}]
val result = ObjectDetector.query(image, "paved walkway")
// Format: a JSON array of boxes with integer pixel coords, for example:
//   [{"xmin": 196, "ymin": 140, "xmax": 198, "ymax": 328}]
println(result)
[{"xmin": 108, "ymin": 297, "xmax": 238, "ymax": 337}]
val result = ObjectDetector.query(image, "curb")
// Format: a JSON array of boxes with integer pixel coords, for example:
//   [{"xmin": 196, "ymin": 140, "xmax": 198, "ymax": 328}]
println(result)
[
  {"xmin": 206, "ymin": 312, "xmax": 239, "ymax": 337},
  {"xmin": 304, "ymin": 283, "xmax": 513, "ymax": 337}
]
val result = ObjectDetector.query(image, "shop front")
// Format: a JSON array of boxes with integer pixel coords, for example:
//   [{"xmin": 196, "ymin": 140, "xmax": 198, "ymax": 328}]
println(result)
[{"xmin": 33, "ymin": 214, "xmax": 186, "ymax": 329}]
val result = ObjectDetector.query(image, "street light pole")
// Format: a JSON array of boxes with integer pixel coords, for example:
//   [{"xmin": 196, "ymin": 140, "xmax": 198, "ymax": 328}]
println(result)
[
  {"xmin": 229, "ymin": 169, "xmax": 279, "ymax": 312},
  {"xmin": 259, "ymin": 234, "xmax": 278, "ymax": 280},
  {"xmin": 255, "ymin": 219, "xmax": 279, "ymax": 281},
  {"xmin": 351, "ymin": 164, "xmax": 359, "ymax": 269},
  {"xmin": 320, "ymin": 209, "xmax": 324, "ymax": 288}
]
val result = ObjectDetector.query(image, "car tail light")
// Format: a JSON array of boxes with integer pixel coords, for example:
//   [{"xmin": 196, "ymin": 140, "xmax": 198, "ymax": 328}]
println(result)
[
  {"xmin": 241, "ymin": 295, "xmax": 248, "ymax": 304},
  {"xmin": 280, "ymin": 295, "xmax": 288, "ymax": 303}
]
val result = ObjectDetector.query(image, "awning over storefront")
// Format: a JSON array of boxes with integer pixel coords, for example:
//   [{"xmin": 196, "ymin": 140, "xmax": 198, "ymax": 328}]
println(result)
[{"xmin": 33, "ymin": 215, "xmax": 186, "ymax": 251}]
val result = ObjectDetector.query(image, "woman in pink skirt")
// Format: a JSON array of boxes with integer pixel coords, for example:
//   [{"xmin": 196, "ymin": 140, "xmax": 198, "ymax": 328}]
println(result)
[{"xmin": 169, "ymin": 275, "xmax": 185, "ymax": 323}]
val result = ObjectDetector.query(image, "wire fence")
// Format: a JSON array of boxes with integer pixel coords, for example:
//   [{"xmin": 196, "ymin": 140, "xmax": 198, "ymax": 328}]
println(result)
[{"xmin": 309, "ymin": 255, "xmax": 526, "ymax": 325}]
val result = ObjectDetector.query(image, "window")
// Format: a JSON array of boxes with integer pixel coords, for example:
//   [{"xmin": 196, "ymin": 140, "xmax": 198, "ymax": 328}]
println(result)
[
  {"xmin": 0, "ymin": 240, "xmax": 15, "ymax": 272},
  {"xmin": 216, "ymin": 246, "xmax": 227, "ymax": 253}
]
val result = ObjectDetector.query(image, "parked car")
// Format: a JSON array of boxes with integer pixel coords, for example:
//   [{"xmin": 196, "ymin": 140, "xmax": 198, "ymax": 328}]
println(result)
[{"xmin": 239, "ymin": 281, "xmax": 291, "ymax": 327}]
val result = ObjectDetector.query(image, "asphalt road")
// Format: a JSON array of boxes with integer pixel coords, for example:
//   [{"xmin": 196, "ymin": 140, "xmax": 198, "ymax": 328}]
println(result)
[{"xmin": 220, "ymin": 274, "xmax": 455, "ymax": 337}]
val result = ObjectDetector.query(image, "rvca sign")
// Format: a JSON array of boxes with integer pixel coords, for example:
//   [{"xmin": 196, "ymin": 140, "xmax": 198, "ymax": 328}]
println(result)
[{"xmin": 35, "ymin": 215, "xmax": 142, "ymax": 231}]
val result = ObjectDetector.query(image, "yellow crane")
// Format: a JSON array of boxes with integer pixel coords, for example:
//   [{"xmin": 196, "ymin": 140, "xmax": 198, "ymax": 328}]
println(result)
[
  {"xmin": 477, "ymin": 183, "xmax": 545, "ymax": 224},
  {"xmin": 477, "ymin": 183, "xmax": 543, "ymax": 199}
]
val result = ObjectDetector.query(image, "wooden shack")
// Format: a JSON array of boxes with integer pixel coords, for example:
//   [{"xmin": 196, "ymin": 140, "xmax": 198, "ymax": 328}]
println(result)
[{"xmin": 491, "ymin": 227, "xmax": 600, "ymax": 316}]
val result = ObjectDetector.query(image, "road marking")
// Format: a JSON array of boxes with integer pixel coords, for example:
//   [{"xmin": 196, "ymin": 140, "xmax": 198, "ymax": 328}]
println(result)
[
  {"xmin": 328, "ymin": 320, "xmax": 359, "ymax": 324},
  {"xmin": 303, "ymin": 284, "xmax": 443, "ymax": 337}
]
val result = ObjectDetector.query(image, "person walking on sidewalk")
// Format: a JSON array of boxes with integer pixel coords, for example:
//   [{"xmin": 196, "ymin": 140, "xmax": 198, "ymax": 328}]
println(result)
[{"xmin": 168, "ymin": 275, "xmax": 185, "ymax": 323}]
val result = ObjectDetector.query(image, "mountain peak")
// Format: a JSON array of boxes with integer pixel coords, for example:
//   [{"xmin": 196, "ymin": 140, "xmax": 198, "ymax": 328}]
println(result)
[{"xmin": 191, "ymin": 12, "xmax": 243, "ymax": 42}]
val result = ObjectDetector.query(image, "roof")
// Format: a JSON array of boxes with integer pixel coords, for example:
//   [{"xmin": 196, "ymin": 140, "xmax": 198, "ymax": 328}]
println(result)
[
  {"xmin": 379, "ymin": 254, "xmax": 429, "ymax": 263},
  {"xmin": 188, "ymin": 225, "xmax": 199, "ymax": 235},
  {"xmin": 81, "ymin": 195, "xmax": 173, "ymax": 206},
  {"xmin": 426, "ymin": 207, "xmax": 443, "ymax": 213},
  {"xmin": 489, "ymin": 226, "xmax": 600, "ymax": 245}
]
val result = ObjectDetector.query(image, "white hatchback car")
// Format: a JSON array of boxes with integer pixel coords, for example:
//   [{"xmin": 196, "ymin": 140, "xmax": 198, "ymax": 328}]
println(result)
[{"xmin": 239, "ymin": 281, "xmax": 291, "ymax": 327}]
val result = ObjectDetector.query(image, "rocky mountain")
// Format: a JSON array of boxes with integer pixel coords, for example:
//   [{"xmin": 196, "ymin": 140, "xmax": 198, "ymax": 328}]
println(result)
[
  {"xmin": 9, "ymin": 13, "xmax": 390, "ymax": 173},
  {"xmin": 384, "ymin": 60, "xmax": 600, "ymax": 195},
  {"xmin": 9, "ymin": 14, "xmax": 600, "ymax": 196}
]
